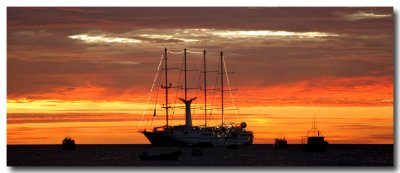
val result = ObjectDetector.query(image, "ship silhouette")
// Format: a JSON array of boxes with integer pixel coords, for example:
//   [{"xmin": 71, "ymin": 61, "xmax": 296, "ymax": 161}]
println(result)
[
  {"xmin": 302, "ymin": 116, "xmax": 328, "ymax": 152},
  {"xmin": 139, "ymin": 151, "xmax": 182, "ymax": 160},
  {"xmin": 140, "ymin": 48, "xmax": 253, "ymax": 146},
  {"xmin": 273, "ymin": 137, "xmax": 288, "ymax": 149},
  {"xmin": 62, "ymin": 136, "xmax": 76, "ymax": 150}
]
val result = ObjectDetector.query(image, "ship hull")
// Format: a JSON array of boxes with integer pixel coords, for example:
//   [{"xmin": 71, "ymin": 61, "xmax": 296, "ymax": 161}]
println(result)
[
  {"xmin": 142, "ymin": 131, "xmax": 185, "ymax": 146},
  {"xmin": 142, "ymin": 129, "xmax": 253, "ymax": 146},
  {"xmin": 302, "ymin": 142, "xmax": 328, "ymax": 152},
  {"xmin": 302, "ymin": 136, "xmax": 328, "ymax": 152}
]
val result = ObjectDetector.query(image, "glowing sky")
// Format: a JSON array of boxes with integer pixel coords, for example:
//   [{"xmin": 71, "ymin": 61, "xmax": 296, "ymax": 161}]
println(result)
[{"xmin": 7, "ymin": 7, "xmax": 393, "ymax": 144}]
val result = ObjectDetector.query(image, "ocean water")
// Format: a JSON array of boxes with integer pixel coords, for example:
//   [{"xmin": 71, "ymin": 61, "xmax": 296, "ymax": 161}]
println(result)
[{"xmin": 7, "ymin": 144, "xmax": 393, "ymax": 166}]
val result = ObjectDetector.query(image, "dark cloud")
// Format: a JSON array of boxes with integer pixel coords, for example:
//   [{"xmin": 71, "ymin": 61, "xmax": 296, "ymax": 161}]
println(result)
[
  {"xmin": 7, "ymin": 7, "xmax": 393, "ymax": 106},
  {"xmin": 8, "ymin": 7, "xmax": 393, "ymax": 32}
]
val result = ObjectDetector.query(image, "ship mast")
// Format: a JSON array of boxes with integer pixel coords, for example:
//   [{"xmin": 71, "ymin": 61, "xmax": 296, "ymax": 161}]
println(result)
[
  {"xmin": 220, "ymin": 52, "xmax": 224, "ymax": 126},
  {"xmin": 162, "ymin": 48, "xmax": 171, "ymax": 127},
  {"xmin": 179, "ymin": 48, "xmax": 196, "ymax": 128},
  {"xmin": 184, "ymin": 49, "xmax": 187, "ymax": 100},
  {"xmin": 203, "ymin": 50, "xmax": 207, "ymax": 127}
]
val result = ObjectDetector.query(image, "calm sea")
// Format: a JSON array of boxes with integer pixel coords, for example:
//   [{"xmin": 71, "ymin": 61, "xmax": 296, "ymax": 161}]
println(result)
[{"xmin": 7, "ymin": 144, "xmax": 393, "ymax": 166}]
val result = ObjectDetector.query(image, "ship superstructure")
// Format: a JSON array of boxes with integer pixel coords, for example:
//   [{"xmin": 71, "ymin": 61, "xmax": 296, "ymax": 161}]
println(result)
[{"xmin": 302, "ymin": 116, "xmax": 328, "ymax": 152}]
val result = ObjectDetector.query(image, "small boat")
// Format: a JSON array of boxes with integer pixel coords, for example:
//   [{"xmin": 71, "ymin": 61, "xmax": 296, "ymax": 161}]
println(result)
[
  {"xmin": 138, "ymin": 151, "xmax": 182, "ymax": 160},
  {"xmin": 191, "ymin": 149, "xmax": 204, "ymax": 156},
  {"xmin": 192, "ymin": 142, "xmax": 213, "ymax": 148},
  {"xmin": 273, "ymin": 138, "xmax": 287, "ymax": 149},
  {"xmin": 62, "ymin": 136, "xmax": 76, "ymax": 150},
  {"xmin": 302, "ymin": 116, "xmax": 328, "ymax": 152},
  {"xmin": 226, "ymin": 144, "xmax": 238, "ymax": 149}
]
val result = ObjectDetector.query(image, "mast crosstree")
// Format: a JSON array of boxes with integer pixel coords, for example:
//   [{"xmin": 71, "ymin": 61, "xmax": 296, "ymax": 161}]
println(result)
[
  {"xmin": 161, "ymin": 48, "xmax": 171, "ymax": 127},
  {"xmin": 161, "ymin": 48, "xmax": 179, "ymax": 127},
  {"xmin": 179, "ymin": 49, "xmax": 197, "ymax": 128}
]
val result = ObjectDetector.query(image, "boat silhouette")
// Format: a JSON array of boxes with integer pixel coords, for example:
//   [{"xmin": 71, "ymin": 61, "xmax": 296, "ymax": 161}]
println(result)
[
  {"xmin": 273, "ymin": 138, "xmax": 288, "ymax": 149},
  {"xmin": 62, "ymin": 136, "xmax": 76, "ymax": 150},
  {"xmin": 191, "ymin": 149, "xmax": 204, "ymax": 156},
  {"xmin": 140, "ymin": 49, "xmax": 253, "ymax": 146},
  {"xmin": 138, "ymin": 151, "xmax": 182, "ymax": 160},
  {"xmin": 302, "ymin": 116, "xmax": 328, "ymax": 152}
]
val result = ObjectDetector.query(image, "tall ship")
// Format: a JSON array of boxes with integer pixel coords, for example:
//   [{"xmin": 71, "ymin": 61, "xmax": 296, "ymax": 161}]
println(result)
[{"xmin": 139, "ymin": 48, "xmax": 253, "ymax": 146}]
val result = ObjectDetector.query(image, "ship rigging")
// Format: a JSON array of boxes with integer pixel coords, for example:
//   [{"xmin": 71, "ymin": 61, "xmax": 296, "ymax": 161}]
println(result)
[{"xmin": 138, "ymin": 48, "xmax": 253, "ymax": 146}]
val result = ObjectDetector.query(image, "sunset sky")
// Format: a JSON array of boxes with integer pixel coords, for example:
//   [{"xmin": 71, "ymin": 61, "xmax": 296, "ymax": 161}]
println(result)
[{"xmin": 7, "ymin": 7, "xmax": 393, "ymax": 144}]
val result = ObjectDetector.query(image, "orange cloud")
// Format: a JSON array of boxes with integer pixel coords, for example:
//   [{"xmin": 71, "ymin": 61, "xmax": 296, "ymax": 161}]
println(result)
[
  {"xmin": 237, "ymin": 76, "xmax": 392, "ymax": 107},
  {"xmin": 7, "ymin": 106, "xmax": 393, "ymax": 144}
]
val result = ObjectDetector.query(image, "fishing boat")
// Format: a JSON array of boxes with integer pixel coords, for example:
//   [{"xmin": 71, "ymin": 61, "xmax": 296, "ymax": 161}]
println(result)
[
  {"xmin": 62, "ymin": 136, "xmax": 76, "ymax": 150},
  {"xmin": 191, "ymin": 149, "xmax": 204, "ymax": 156},
  {"xmin": 139, "ymin": 151, "xmax": 182, "ymax": 160},
  {"xmin": 273, "ymin": 137, "xmax": 287, "ymax": 149},
  {"xmin": 302, "ymin": 116, "xmax": 328, "ymax": 152},
  {"xmin": 139, "ymin": 48, "xmax": 253, "ymax": 146}
]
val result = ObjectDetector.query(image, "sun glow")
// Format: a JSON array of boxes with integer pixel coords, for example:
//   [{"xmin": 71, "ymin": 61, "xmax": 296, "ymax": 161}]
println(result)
[{"xmin": 7, "ymin": 105, "xmax": 393, "ymax": 144}]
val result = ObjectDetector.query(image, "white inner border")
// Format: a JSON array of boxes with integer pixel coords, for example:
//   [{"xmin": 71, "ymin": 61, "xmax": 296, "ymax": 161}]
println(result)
[{"xmin": 1, "ymin": 0, "xmax": 399, "ymax": 172}]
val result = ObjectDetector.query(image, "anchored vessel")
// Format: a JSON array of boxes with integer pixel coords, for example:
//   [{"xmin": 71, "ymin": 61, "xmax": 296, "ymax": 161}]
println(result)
[
  {"xmin": 273, "ymin": 137, "xmax": 288, "ymax": 149},
  {"xmin": 141, "ymin": 48, "xmax": 253, "ymax": 146},
  {"xmin": 302, "ymin": 116, "xmax": 328, "ymax": 152},
  {"xmin": 62, "ymin": 136, "xmax": 76, "ymax": 150},
  {"xmin": 139, "ymin": 151, "xmax": 182, "ymax": 160}
]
